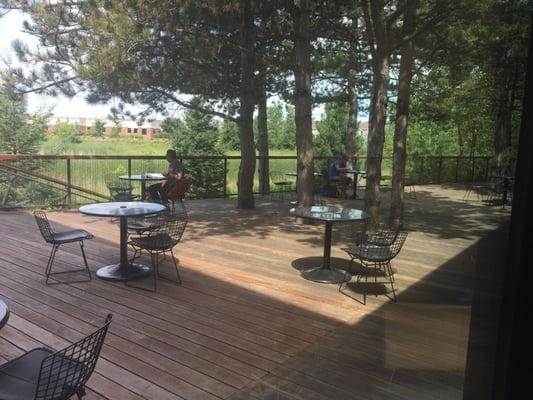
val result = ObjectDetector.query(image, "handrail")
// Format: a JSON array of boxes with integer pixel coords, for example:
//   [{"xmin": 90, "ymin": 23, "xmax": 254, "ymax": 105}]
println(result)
[
  {"xmin": 0, "ymin": 153, "xmax": 495, "ymax": 207},
  {"xmin": 0, "ymin": 161, "xmax": 110, "ymax": 201},
  {"xmin": 0, "ymin": 154, "xmax": 494, "ymax": 161}
]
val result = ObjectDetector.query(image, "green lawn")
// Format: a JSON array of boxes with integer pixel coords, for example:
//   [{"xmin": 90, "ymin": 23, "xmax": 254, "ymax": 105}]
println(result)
[{"xmin": 40, "ymin": 137, "xmax": 172, "ymax": 155}]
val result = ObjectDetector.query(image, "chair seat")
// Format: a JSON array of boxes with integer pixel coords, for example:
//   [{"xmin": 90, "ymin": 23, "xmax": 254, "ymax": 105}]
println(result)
[
  {"xmin": 50, "ymin": 229, "xmax": 94, "ymax": 244},
  {"xmin": 128, "ymin": 220, "xmax": 160, "ymax": 233},
  {"xmin": 130, "ymin": 233, "xmax": 177, "ymax": 250},
  {"xmin": 0, "ymin": 348, "xmax": 52, "ymax": 400},
  {"xmin": 363, "ymin": 233, "xmax": 394, "ymax": 246},
  {"xmin": 342, "ymin": 244, "xmax": 393, "ymax": 262}
]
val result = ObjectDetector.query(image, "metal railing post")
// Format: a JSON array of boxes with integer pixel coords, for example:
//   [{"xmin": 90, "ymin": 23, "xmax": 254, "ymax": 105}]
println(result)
[
  {"xmin": 470, "ymin": 155, "xmax": 476, "ymax": 182},
  {"xmin": 66, "ymin": 158, "xmax": 72, "ymax": 206},
  {"xmin": 128, "ymin": 157, "xmax": 132, "ymax": 177},
  {"xmin": 223, "ymin": 157, "xmax": 227, "ymax": 198},
  {"xmin": 438, "ymin": 156, "xmax": 443, "ymax": 183},
  {"xmin": 420, "ymin": 157, "xmax": 425, "ymax": 184}
]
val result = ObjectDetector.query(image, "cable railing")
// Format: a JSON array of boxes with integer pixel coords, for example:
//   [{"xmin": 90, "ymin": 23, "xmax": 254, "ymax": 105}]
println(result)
[{"xmin": 0, "ymin": 154, "xmax": 493, "ymax": 209}]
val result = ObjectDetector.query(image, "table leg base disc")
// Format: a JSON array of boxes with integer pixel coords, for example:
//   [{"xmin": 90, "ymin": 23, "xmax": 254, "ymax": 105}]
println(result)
[
  {"xmin": 96, "ymin": 263, "xmax": 152, "ymax": 281},
  {"xmin": 301, "ymin": 267, "xmax": 351, "ymax": 284}
]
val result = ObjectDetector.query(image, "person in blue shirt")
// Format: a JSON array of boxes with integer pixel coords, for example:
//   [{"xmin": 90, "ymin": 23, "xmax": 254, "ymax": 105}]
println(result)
[
  {"xmin": 328, "ymin": 154, "xmax": 352, "ymax": 185},
  {"xmin": 148, "ymin": 149, "xmax": 184, "ymax": 202}
]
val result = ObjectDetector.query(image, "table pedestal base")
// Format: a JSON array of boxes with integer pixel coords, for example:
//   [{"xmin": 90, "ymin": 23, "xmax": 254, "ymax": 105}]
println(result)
[
  {"xmin": 96, "ymin": 263, "xmax": 152, "ymax": 281},
  {"xmin": 301, "ymin": 266, "xmax": 350, "ymax": 284}
]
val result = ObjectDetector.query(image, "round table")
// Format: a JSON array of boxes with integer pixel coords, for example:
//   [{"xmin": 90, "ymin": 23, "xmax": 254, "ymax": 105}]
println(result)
[
  {"xmin": 119, "ymin": 174, "xmax": 166, "ymax": 200},
  {"xmin": 290, "ymin": 206, "xmax": 368, "ymax": 283},
  {"xmin": 0, "ymin": 299, "xmax": 9, "ymax": 329},
  {"xmin": 346, "ymin": 169, "xmax": 366, "ymax": 199},
  {"xmin": 80, "ymin": 202, "xmax": 166, "ymax": 281}
]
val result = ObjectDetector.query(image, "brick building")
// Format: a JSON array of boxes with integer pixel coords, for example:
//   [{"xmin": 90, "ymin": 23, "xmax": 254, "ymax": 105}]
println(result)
[{"xmin": 47, "ymin": 117, "xmax": 162, "ymax": 139}]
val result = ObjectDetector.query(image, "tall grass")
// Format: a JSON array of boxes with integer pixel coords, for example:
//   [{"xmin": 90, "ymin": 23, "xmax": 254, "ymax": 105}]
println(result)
[{"xmin": 38, "ymin": 138, "xmax": 302, "ymax": 197}]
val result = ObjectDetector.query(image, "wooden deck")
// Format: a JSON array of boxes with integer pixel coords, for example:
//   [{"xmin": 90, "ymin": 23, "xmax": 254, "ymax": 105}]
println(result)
[{"xmin": 0, "ymin": 185, "xmax": 510, "ymax": 400}]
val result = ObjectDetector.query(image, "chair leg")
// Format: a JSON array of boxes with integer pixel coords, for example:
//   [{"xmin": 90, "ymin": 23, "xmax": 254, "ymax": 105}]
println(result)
[
  {"xmin": 79, "ymin": 241, "xmax": 92, "ymax": 281},
  {"xmin": 363, "ymin": 268, "xmax": 368, "ymax": 305},
  {"xmin": 339, "ymin": 258, "xmax": 354, "ymax": 293},
  {"xmin": 374, "ymin": 264, "xmax": 379, "ymax": 298},
  {"xmin": 76, "ymin": 387, "xmax": 87, "ymax": 399},
  {"xmin": 170, "ymin": 248, "xmax": 182, "ymax": 285},
  {"xmin": 386, "ymin": 261, "xmax": 397, "ymax": 302},
  {"xmin": 152, "ymin": 253, "xmax": 158, "ymax": 292},
  {"xmin": 129, "ymin": 246, "xmax": 142, "ymax": 263},
  {"xmin": 45, "ymin": 244, "xmax": 59, "ymax": 284}
]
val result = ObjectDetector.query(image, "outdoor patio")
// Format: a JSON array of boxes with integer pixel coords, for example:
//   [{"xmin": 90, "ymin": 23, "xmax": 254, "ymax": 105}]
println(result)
[{"xmin": 0, "ymin": 184, "xmax": 510, "ymax": 400}]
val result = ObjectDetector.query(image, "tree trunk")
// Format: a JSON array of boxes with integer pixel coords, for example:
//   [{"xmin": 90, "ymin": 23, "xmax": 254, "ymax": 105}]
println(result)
[
  {"xmin": 257, "ymin": 88, "xmax": 270, "ymax": 195},
  {"xmin": 365, "ymin": 50, "xmax": 389, "ymax": 226},
  {"xmin": 345, "ymin": 17, "xmax": 359, "ymax": 160},
  {"xmin": 363, "ymin": 0, "xmax": 390, "ymax": 227},
  {"xmin": 493, "ymin": 48, "xmax": 515, "ymax": 168},
  {"xmin": 292, "ymin": 0, "xmax": 314, "ymax": 207},
  {"xmin": 237, "ymin": 0, "xmax": 256, "ymax": 209},
  {"xmin": 346, "ymin": 73, "xmax": 358, "ymax": 159},
  {"xmin": 390, "ymin": 0, "xmax": 417, "ymax": 229}
]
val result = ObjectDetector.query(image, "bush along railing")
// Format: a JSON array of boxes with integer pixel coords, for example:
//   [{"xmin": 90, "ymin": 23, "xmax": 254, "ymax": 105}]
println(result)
[{"xmin": 0, "ymin": 154, "xmax": 493, "ymax": 209}]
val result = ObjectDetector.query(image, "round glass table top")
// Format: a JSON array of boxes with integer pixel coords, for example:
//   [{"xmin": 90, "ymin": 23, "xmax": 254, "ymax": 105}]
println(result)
[
  {"xmin": 119, "ymin": 173, "xmax": 166, "ymax": 181},
  {"xmin": 80, "ymin": 201, "xmax": 166, "ymax": 217},
  {"xmin": 290, "ymin": 206, "xmax": 368, "ymax": 222},
  {"xmin": 286, "ymin": 171, "xmax": 322, "ymax": 177}
]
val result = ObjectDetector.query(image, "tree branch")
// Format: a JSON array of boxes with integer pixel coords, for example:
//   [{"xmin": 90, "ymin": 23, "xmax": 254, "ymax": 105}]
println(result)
[{"xmin": 153, "ymin": 88, "xmax": 237, "ymax": 121}]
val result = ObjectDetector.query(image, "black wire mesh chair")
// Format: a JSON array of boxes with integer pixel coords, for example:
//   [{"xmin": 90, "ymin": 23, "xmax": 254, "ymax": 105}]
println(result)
[
  {"xmin": 105, "ymin": 174, "xmax": 136, "ymax": 201},
  {"xmin": 404, "ymin": 175, "xmax": 418, "ymax": 199},
  {"xmin": 128, "ymin": 212, "xmax": 188, "ymax": 291},
  {"xmin": 0, "ymin": 314, "xmax": 112, "ymax": 400},
  {"xmin": 340, "ymin": 226, "xmax": 408, "ymax": 305},
  {"xmin": 34, "ymin": 211, "xmax": 93, "ymax": 284},
  {"xmin": 270, "ymin": 172, "xmax": 293, "ymax": 201}
]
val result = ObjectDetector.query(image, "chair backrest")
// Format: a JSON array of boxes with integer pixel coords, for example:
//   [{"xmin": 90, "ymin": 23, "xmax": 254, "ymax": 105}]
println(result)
[
  {"xmin": 389, "ymin": 230, "xmax": 409, "ymax": 258},
  {"xmin": 355, "ymin": 227, "xmax": 408, "ymax": 262},
  {"xmin": 270, "ymin": 172, "xmax": 288, "ymax": 184},
  {"xmin": 364, "ymin": 223, "xmax": 399, "ymax": 246},
  {"xmin": 105, "ymin": 175, "xmax": 134, "ymax": 200},
  {"xmin": 149, "ymin": 212, "xmax": 188, "ymax": 249},
  {"xmin": 34, "ymin": 211, "xmax": 54, "ymax": 243},
  {"xmin": 34, "ymin": 314, "xmax": 112, "ymax": 400}
]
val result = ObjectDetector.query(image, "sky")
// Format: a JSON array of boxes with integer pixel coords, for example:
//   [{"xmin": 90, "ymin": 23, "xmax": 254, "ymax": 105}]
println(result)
[
  {"xmin": 0, "ymin": 10, "xmax": 327, "ymax": 121},
  {"xmin": 0, "ymin": 10, "xmax": 123, "ymax": 119}
]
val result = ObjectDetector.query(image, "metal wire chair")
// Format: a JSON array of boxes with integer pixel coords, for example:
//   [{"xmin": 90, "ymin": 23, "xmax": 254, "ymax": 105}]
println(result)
[
  {"xmin": 105, "ymin": 175, "xmax": 136, "ymax": 201},
  {"xmin": 270, "ymin": 172, "xmax": 293, "ymax": 201},
  {"xmin": 128, "ymin": 212, "xmax": 188, "ymax": 291},
  {"xmin": 34, "ymin": 211, "xmax": 93, "ymax": 284},
  {"xmin": 340, "ymin": 228, "xmax": 408, "ymax": 305},
  {"xmin": 404, "ymin": 176, "xmax": 418, "ymax": 199},
  {"xmin": 0, "ymin": 314, "xmax": 112, "ymax": 400}
]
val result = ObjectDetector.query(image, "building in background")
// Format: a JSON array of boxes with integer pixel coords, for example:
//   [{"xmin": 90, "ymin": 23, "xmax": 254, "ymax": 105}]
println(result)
[{"xmin": 47, "ymin": 117, "xmax": 162, "ymax": 139}]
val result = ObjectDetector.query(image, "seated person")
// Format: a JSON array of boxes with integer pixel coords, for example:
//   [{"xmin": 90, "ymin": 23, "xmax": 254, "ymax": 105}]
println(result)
[
  {"xmin": 328, "ymin": 154, "xmax": 352, "ymax": 185},
  {"xmin": 148, "ymin": 149, "xmax": 184, "ymax": 202}
]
